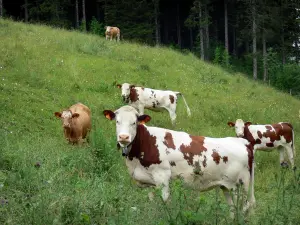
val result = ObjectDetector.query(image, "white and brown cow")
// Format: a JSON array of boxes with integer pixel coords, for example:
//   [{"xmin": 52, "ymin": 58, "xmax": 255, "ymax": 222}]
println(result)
[
  {"xmin": 117, "ymin": 83, "xmax": 191, "ymax": 124},
  {"xmin": 54, "ymin": 103, "xmax": 91, "ymax": 144},
  {"xmin": 228, "ymin": 119, "xmax": 295, "ymax": 168},
  {"xmin": 104, "ymin": 106, "xmax": 256, "ymax": 216},
  {"xmin": 105, "ymin": 26, "xmax": 120, "ymax": 41}
]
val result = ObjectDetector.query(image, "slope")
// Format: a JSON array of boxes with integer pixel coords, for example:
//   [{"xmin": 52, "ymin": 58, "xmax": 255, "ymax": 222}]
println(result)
[{"xmin": 0, "ymin": 19, "xmax": 299, "ymax": 224}]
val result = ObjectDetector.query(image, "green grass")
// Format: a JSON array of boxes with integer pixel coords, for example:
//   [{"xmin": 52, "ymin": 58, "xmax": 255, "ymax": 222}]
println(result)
[{"xmin": 0, "ymin": 19, "xmax": 300, "ymax": 224}]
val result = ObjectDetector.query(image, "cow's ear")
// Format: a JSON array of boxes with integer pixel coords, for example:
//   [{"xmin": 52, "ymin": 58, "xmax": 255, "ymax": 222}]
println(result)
[
  {"xmin": 54, "ymin": 112, "xmax": 62, "ymax": 118},
  {"xmin": 116, "ymin": 84, "xmax": 122, "ymax": 89},
  {"xmin": 72, "ymin": 113, "xmax": 80, "ymax": 118},
  {"xmin": 103, "ymin": 110, "xmax": 115, "ymax": 120},
  {"xmin": 138, "ymin": 115, "xmax": 151, "ymax": 124},
  {"xmin": 227, "ymin": 122, "xmax": 235, "ymax": 127},
  {"xmin": 245, "ymin": 121, "xmax": 252, "ymax": 126},
  {"xmin": 129, "ymin": 84, "xmax": 135, "ymax": 89}
]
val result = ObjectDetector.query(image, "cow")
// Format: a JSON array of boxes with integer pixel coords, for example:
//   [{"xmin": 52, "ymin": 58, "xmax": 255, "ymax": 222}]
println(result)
[
  {"xmin": 103, "ymin": 106, "xmax": 256, "ymax": 217},
  {"xmin": 54, "ymin": 103, "xmax": 91, "ymax": 145},
  {"xmin": 105, "ymin": 26, "xmax": 120, "ymax": 41},
  {"xmin": 227, "ymin": 119, "xmax": 295, "ymax": 168},
  {"xmin": 116, "ymin": 83, "xmax": 191, "ymax": 124}
]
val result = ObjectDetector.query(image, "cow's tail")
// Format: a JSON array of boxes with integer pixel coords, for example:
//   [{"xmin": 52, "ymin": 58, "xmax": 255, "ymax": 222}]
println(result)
[
  {"xmin": 292, "ymin": 127, "xmax": 296, "ymax": 157},
  {"xmin": 175, "ymin": 92, "xmax": 191, "ymax": 117}
]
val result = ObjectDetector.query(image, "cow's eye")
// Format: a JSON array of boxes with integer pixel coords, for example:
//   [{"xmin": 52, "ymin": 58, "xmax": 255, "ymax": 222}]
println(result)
[
  {"xmin": 132, "ymin": 122, "xmax": 136, "ymax": 126},
  {"xmin": 116, "ymin": 120, "xmax": 120, "ymax": 124}
]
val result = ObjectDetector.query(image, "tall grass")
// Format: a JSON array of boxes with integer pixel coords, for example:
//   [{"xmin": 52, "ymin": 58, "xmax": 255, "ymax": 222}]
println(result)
[{"xmin": 0, "ymin": 19, "xmax": 300, "ymax": 224}]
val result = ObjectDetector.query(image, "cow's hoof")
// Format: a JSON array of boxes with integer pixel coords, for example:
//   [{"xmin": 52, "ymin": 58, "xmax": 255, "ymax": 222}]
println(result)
[{"xmin": 280, "ymin": 162, "xmax": 289, "ymax": 168}]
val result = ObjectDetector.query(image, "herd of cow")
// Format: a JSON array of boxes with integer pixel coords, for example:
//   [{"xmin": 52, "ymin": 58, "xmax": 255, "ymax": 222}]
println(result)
[{"xmin": 54, "ymin": 82, "xmax": 296, "ymax": 218}]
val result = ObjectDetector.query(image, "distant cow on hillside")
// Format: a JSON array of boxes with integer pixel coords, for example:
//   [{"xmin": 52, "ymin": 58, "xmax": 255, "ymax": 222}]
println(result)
[
  {"xmin": 54, "ymin": 103, "xmax": 91, "ymax": 145},
  {"xmin": 116, "ymin": 83, "xmax": 191, "ymax": 124},
  {"xmin": 105, "ymin": 26, "xmax": 120, "ymax": 41},
  {"xmin": 228, "ymin": 119, "xmax": 295, "ymax": 168}
]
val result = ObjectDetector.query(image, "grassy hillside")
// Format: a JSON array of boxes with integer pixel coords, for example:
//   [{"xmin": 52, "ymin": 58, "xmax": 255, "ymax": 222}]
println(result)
[{"xmin": 0, "ymin": 19, "xmax": 299, "ymax": 224}]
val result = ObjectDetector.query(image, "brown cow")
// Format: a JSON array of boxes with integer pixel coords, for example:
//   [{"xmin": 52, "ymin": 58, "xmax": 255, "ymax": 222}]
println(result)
[
  {"xmin": 105, "ymin": 26, "xmax": 120, "ymax": 41},
  {"xmin": 54, "ymin": 103, "xmax": 91, "ymax": 144}
]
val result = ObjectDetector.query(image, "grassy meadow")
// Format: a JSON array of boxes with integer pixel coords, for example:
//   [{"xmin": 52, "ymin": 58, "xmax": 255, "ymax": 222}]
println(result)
[{"xmin": 0, "ymin": 19, "xmax": 300, "ymax": 224}]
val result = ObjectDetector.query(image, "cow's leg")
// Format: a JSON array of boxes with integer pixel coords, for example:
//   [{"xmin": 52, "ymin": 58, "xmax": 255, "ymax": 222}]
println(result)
[
  {"xmin": 117, "ymin": 33, "xmax": 120, "ymax": 42},
  {"xmin": 278, "ymin": 146, "xmax": 289, "ymax": 167},
  {"xmin": 166, "ymin": 104, "xmax": 177, "ymax": 125},
  {"xmin": 222, "ymin": 187, "xmax": 235, "ymax": 218},
  {"xmin": 106, "ymin": 35, "xmax": 108, "ymax": 40},
  {"xmin": 152, "ymin": 168, "xmax": 171, "ymax": 202},
  {"xmin": 284, "ymin": 145, "xmax": 295, "ymax": 168}
]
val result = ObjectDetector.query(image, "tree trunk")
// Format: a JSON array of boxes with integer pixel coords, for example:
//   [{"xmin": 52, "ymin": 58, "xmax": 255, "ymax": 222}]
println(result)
[
  {"xmin": 24, "ymin": 0, "xmax": 28, "ymax": 22},
  {"xmin": 281, "ymin": 30, "xmax": 286, "ymax": 64},
  {"xmin": 199, "ymin": 1, "xmax": 205, "ymax": 60},
  {"xmin": 154, "ymin": 0, "xmax": 160, "ymax": 46},
  {"xmin": 176, "ymin": 3, "xmax": 181, "ymax": 48},
  {"xmin": 252, "ymin": 1, "xmax": 257, "ymax": 80},
  {"xmin": 189, "ymin": 28, "xmax": 193, "ymax": 50},
  {"xmin": 262, "ymin": 29, "xmax": 268, "ymax": 82},
  {"xmin": 75, "ymin": 0, "xmax": 79, "ymax": 28},
  {"xmin": 232, "ymin": 27, "xmax": 236, "ymax": 56},
  {"xmin": 224, "ymin": 0, "xmax": 229, "ymax": 63},
  {"xmin": 164, "ymin": 18, "xmax": 168, "ymax": 44},
  {"xmin": 205, "ymin": 3, "xmax": 209, "ymax": 60},
  {"xmin": 0, "ymin": 0, "xmax": 3, "ymax": 18},
  {"xmin": 82, "ymin": 0, "xmax": 86, "ymax": 31}
]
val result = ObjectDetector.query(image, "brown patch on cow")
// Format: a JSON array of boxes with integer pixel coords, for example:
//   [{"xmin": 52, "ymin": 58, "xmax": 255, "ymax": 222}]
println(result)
[
  {"xmin": 170, "ymin": 161, "xmax": 176, "ymax": 166},
  {"xmin": 128, "ymin": 125, "xmax": 161, "ymax": 167},
  {"xmin": 257, "ymin": 131, "xmax": 263, "ymax": 139},
  {"xmin": 281, "ymin": 123, "xmax": 293, "ymax": 144},
  {"xmin": 129, "ymin": 88, "xmax": 139, "ymax": 102},
  {"xmin": 169, "ymin": 95, "xmax": 175, "ymax": 104},
  {"xmin": 202, "ymin": 155, "xmax": 207, "ymax": 167},
  {"xmin": 266, "ymin": 143, "xmax": 274, "ymax": 147},
  {"xmin": 180, "ymin": 135, "xmax": 207, "ymax": 165},
  {"xmin": 223, "ymin": 156, "xmax": 228, "ymax": 164},
  {"xmin": 211, "ymin": 150, "xmax": 221, "ymax": 165},
  {"xmin": 163, "ymin": 132, "xmax": 176, "ymax": 150},
  {"xmin": 141, "ymin": 87, "xmax": 145, "ymax": 90},
  {"xmin": 255, "ymin": 139, "xmax": 262, "ymax": 144}
]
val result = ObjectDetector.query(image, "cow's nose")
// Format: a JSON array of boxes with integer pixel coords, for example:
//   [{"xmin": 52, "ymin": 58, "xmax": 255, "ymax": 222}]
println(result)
[{"xmin": 119, "ymin": 134, "xmax": 129, "ymax": 142}]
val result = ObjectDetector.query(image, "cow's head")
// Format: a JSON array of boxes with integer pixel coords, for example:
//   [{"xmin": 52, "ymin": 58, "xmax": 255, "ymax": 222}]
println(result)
[
  {"xmin": 103, "ymin": 106, "xmax": 151, "ymax": 150},
  {"xmin": 227, "ymin": 119, "xmax": 252, "ymax": 137},
  {"xmin": 117, "ymin": 83, "xmax": 135, "ymax": 103},
  {"xmin": 54, "ymin": 110, "xmax": 79, "ymax": 128}
]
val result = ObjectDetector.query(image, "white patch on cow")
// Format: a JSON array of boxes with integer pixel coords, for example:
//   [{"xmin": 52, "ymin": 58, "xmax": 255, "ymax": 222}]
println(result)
[
  {"xmin": 114, "ymin": 106, "xmax": 139, "ymax": 146},
  {"xmin": 61, "ymin": 110, "xmax": 72, "ymax": 118}
]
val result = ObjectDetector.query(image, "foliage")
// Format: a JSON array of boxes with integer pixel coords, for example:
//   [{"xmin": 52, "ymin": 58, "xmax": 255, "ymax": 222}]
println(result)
[
  {"xmin": 0, "ymin": 19, "xmax": 300, "ymax": 224},
  {"xmin": 89, "ymin": 17, "xmax": 105, "ymax": 36}
]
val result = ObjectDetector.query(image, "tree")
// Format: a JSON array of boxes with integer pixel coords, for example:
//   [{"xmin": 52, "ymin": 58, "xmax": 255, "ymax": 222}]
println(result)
[
  {"xmin": 0, "ymin": 0, "xmax": 3, "ymax": 18},
  {"xmin": 82, "ymin": 0, "xmax": 86, "ymax": 31},
  {"xmin": 252, "ymin": 0, "xmax": 257, "ymax": 80},
  {"xmin": 75, "ymin": 0, "xmax": 79, "ymax": 28},
  {"xmin": 24, "ymin": 0, "xmax": 28, "ymax": 22},
  {"xmin": 153, "ymin": 0, "xmax": 160, "ymax": 46},
  {"xmin": 176, "ymin": 2, "xmax": 181, "ymax": 48},
  {"xmin": 224, "ymin": 0, "xmax": 229, "ymax": 64},
  {"xmin": 204, "ymin": 1, "xmax": 210, "ymax": 59}
]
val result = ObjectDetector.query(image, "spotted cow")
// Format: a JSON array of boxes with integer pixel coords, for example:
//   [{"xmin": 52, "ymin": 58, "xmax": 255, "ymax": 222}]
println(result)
[
  {"xmin": 104, "ymin": 106, "xmax": 256, "ymax": 216},
  {"xmin": 228, "ymin": 119, "xmax": 295, "ymax": 168},
  {"xmin": 54, "ymin": 103, "xmax": 91, "ymax": 144},
  {"xmin": 105, "ymin": 26, "xmax": 120, "ymax": 41},
  {"xmin": 117, "ymin": 83, "xmax": 191, "ymax": 124}
]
